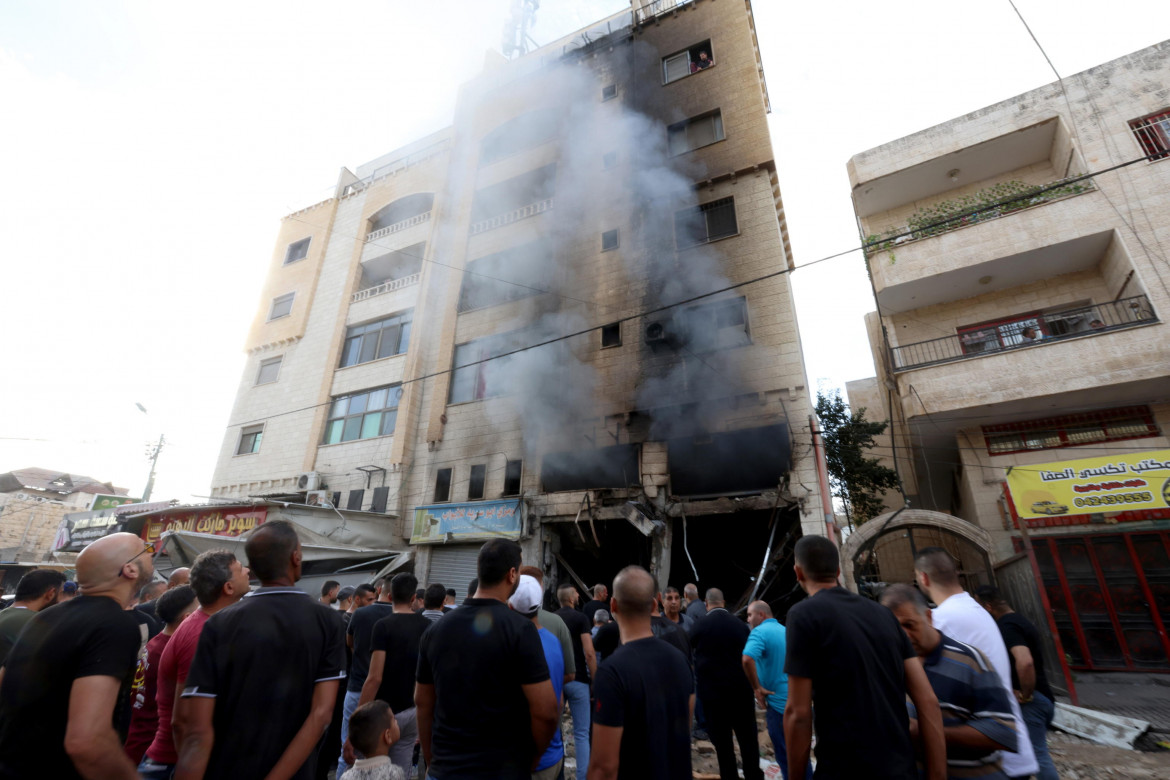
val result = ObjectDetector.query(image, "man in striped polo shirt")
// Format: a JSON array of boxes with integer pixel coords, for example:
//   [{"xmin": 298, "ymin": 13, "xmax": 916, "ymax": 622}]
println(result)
[{"xmin": 881, "ymin": 585, "xmax": 1018, "ymax": 780}]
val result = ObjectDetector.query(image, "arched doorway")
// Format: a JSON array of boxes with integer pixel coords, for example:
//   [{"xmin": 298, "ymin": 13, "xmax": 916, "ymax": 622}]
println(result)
[{"xmin": 841, "ymin": 509, "xmax": 994, "ymax": 597}]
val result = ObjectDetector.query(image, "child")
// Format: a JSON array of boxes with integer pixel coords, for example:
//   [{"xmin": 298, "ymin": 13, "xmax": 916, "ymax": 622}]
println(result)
[{"xmin": 340, "ymin": 701, "xmax": 404, "ymax": 780}]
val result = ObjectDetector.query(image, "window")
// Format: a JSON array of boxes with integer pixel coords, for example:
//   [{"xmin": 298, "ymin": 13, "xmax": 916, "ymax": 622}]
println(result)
[
  {"xmin": 662, "ymin": 40, "xmax": 714, "ymax": 84},
  {"xmin": 503, "ymin": 460, "xmax": 523, "ymax": 496},
  {"xmin": 255, "ymin": 356, "xmax": 282, "ymax": 385},
  {"xmin": 450, "ymin": 330, "xmax": 528, "ymax": 404},
  {"xmin": 601, "ymin": 84, "xmax": 617, "ymax": 101},
  {"xmin": 982, "ymin": 406, "xmax": 1159, "ymax": 455},
  {"xmin": 468, "ymin": 464, "xmax": 487, "ymax": 500},
  {"xmin": 434, "ymin": 468, "xmax": 453, "ymax": 502},
  {"xmin": 346, "ymin": 489, "xmax": 365, "ymax": 511},
  {"xmin": 685, "ymin": 297, "xmax": 750, "ymax": 352},
  {"xmin": 603, "ymin": 151, "xmax": 618, "ymax": 170},
  {"xmin": 1130, "ymin": 109, "xmax": 1170, "ymax": 161},
  {"xmin": 668, "ymin": 111, "xmax": 724, "ymax": 156},
  {"xmin": 340, "ymin": 311, "xmax": 413, "ymax": 367},
  {"xmin": 675, "ymin": 197, "xmax": 738, "ymax": 248},
  {"xmin": 322, "ymin": 385, "xmax": 403, "ymax": 444},
  {"xmin": 459, "ymin": 241, "xmax": 553, "ymax": 312},
  {"xmin": 601, "ymin": 323, "xmax": 621, "ymax": 348},
  {"xmin": 284, "ymin": 237, "xmax": 310, "ymax": 265},
  {"xmin": 236, "ymin": 425, "xmax": 263, "ymax": 455},
  {"xmin": 601, "ymin": 229, "xmax": 619, "ymax": 251},
  {"xmin": 268, "ymin": 293, "xmax": 295, "ymax": 321}
]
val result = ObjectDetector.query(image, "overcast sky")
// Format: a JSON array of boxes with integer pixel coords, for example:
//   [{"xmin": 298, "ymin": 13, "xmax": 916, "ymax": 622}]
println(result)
[{"xmin": 0, "ymin": 0, "xmax": 1163, "ymax": 503}]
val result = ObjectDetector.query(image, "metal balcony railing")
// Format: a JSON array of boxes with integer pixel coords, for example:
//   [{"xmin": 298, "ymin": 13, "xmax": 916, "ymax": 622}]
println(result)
[
  {"xmin": 351, "ymin": 273, "xmax": 421, "ymax": 303},
  {"xmin": 366, "ymin": 211, "xmax": 431, "ymax": 242},
  {"xmin": 891, "ymin": 295, "xmax": 1157, "ymax": 371},
  {"xmin": 468, "ymin": 197, "xmax": 553, "ymax": 236},
  {"xmin": 634, "ymin": 0, "xmax": 697, "ymax": 23}
]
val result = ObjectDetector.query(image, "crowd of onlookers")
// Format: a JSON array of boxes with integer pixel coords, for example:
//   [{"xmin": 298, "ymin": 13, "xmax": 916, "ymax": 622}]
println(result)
[{"xmin": 0, "ymin": 522, "xmax": 1057, "ymax": 780}]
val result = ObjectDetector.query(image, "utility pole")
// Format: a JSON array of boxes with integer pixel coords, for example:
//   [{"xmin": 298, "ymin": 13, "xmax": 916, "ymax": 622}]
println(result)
[{"xmin": 142, "ymin": 433, "xmax": 165, "ymax": 502}]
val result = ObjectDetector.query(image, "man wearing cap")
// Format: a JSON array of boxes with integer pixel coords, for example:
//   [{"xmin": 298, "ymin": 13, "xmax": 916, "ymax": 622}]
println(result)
[{"xmin": 512, "ymin": 575, "xmax": 565, "ymax": 780}]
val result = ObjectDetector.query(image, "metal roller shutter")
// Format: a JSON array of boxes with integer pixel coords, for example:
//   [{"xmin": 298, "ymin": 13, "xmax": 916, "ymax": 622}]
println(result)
[{"xmin": 426, "ymin": 545, "xmax": 481, "ymax": 603}]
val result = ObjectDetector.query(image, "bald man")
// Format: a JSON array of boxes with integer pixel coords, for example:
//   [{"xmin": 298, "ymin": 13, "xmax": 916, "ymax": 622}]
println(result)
[
  {"xmin": 168, "ymin": 567, "xmax": 191, "ymax": 588},
  {"xmin": 589, "ymin": 566, "xmax": 693, "ymax": 780},
  {"xmin": 0, "ymin": 532, "xmax": 155, "ymax": 780}
]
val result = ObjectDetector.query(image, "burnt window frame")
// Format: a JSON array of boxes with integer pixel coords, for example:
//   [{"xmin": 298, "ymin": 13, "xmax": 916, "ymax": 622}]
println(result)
[
  {"xmin": 284, "ymin": 237, "xmax": 311, "ymax": 265},
  {"xmin": 601, "ymin": 323, "xmax": 622, "ymax": 348},
  {"xmin": 434, "ymin": 468, "xmax": 453, "ymax": 503}
]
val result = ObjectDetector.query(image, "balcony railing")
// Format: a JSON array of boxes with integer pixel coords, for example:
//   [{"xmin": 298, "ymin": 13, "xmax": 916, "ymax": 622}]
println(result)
[
  {"xmin": 865, "ymin": 177, "xmax": 1095, "ymax": 254},
  {"xmin": 351, "ymin": 273, "xmax": 421, "ymax": 303},
  {"xmin": 366, "ymin": 211, "xmax": 431, "ymax": 242},
  {"xmin": 891, "ymin": 295, "xmax": 1157, "ymax": 371},
  {"xmin": 634, "ymin": 0, "xmax": 696, "ymax": 23},
  {"xmin": 469, "ymin": 197, "xmax": 553, "ymax": 236}
]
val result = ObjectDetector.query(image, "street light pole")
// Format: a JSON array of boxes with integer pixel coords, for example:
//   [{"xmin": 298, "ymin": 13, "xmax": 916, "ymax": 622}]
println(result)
[{"xmin": 142, "ymin": 433, "xmax": 166, "ymax": 502}]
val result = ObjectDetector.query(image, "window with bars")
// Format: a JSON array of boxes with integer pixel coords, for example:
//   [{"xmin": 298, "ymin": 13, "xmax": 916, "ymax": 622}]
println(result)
[
  {"xmin": 662, "ymin": 40, "xmax": 714, "ymax": 84},
  {"xmin": 236, "ymin": 425, "xmax": 263, "ymax": 455},
  {"xmin": 322, "ymin": 385, "xmax": 403, "ymax": 444},
  {"xmin": 284, "ymin": 237, "xmax": 310, "ymax": 264},
  {"xmin": 255, "ymin": 356, "xmax": 282, "ymax": 385},
  {"xmin": 1129, "ymin": 109, "xmax": 1170, "ymax": 161},
  {"xmin": 340, "ymin": 311, "xmax": 412, "ymax": 367},
  {"xmin": 268, "ymin": 292, "xmax": 295, "ymax": 321},
  {"xmin": 982, "ymin": 406, "xmax": 1159, "ymax": 455},
  {"xmin": 667, "ymin": 111, "xmax": 724, "ymax": 156},
  {"xmin": 674, "ymin": 197, "xmax": 738, "ymax": 248}
]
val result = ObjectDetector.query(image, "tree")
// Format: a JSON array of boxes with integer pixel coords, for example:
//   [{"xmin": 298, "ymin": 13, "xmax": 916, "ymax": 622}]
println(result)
[{"xmin": 815, "ymin": 390, "xmax": 900, "ymax": 527}]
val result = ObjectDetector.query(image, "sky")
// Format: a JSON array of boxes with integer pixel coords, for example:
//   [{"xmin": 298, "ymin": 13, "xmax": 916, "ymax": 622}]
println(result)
[{"xmin": 0, "ymin": 0, "xmax": 1164, "ymax": 504}]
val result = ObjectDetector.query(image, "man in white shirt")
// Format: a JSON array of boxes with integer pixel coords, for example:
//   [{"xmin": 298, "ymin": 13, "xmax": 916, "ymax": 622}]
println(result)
[{"xmin": 915, "ymin": 548, "xmax": 1039, "ymax": 779}]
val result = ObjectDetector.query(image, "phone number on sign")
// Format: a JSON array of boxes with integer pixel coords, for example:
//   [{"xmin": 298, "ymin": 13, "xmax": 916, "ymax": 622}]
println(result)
[{"xmin": 1073, "ymin": 491, "xmax": 1154, "ymax": 508}]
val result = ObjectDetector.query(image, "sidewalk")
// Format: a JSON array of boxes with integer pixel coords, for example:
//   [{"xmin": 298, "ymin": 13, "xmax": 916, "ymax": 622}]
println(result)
[{"xmin": 1058, "ymin": 672, "xmax": 1170, "ymax": 746}]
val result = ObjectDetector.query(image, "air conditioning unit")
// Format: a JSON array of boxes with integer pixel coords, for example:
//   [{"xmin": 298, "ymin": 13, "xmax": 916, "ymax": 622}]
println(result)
[
  {"xmin": 295, "ymin": 471, "xmax": 321, "ymax": 491},
  {"xmin": 643, "ymin": 319, "xmax": 678, "ymax": 351},
  {"xmin": 305, "ymin": 490, "xmax": 331, "ymax": 507}
]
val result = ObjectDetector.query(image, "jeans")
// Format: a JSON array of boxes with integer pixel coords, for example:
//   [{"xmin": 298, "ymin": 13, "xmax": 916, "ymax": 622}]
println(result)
[
  {"xmin": 562, "ymin": 680, "xmax": 591, "ymax": 780},
  {"xmin": 137, "ymin": 757, "xmax": 175, "ymax": 780},
  {"xmin": 1020, "ymin": 692, "xmax": 1058, "ymax": 780},
  {"xmin": 765, "ymin": 707, "xmax": 810, "ymax": 780},
  {"xmin": 336, "ymin": 688, "xmax": 362, "ymax": 778},
  {"xmin": 389, "ymin": 706, "xmax": 420, "ymax": 776}
]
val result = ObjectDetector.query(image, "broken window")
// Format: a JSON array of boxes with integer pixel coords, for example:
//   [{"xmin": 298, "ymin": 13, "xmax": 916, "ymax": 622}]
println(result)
[
  {"xmin": 368, "ymin": 193, "xmax": 434, "ymax": 235},
  {"xmin": 340, "ymin": 311, "xmax": 413, "ymax": 367},
  {"xmin": 468, "ymin": 464, "xmax": 487, "ymax": 500},
  {"xmin": 601, "ymin": 323, "xmax": 621, "ymax": 348},
  {"xmin": 541, "ymin": 444, "xmax": 640, "ymax": 493},
  {"xmin": 458, "ymin": 241, "xmax": 553, "ymax": 312},
  {"xmin": 255, "ymin": 356, "xmax": 282, "ymax": 385},
  {"xmin": 668, "ymin": 425, "xmax": 790, "ymax": 497},
  {"xmin": 480, "ymin": 110, "xmax": 559, "ymax": 166},
  {"xmin": 684, "ymin": 297, "xmax": 750, "ymax": 352},
  {"xmin": 322, "ymin": 385, "xmax": 403, "ymax": 444},
  {"xmin": 284, "ymin": 237, "xmax": 310, "ymax": 264},
  {"xmin": 674, "ymin": 197, "xmax": 738, "ymax": 248},
  {"xmin": 503, "ymin": 460, "xmax": 523, "ymax": 496},
  {"xmin": 434, "ymin": 468, "xmax": 453, "ymax": 502},
  {"xmin": 268, "ymin": 292, "xmax": 295, "ymax": 320},
  {"xmin": 668, "ymin": 111, "xmax": 724, "ymax": 156},
  {"xmin": 662, "ymin": 40, "xmax": 714, "ymax": 84},
  {"xmin": 236, "ymin": 425, "xmax": 264, "ymax": 455},
  {"xmin": 601, "ymin": 229, "xmax": 619, "ymax": 251}
]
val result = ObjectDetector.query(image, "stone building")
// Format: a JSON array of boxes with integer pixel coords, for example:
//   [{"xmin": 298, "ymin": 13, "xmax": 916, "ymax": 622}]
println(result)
[
  {"xmin": 208, "ymin": 0, "xmax": 825, "ymax": 611},
  {"xmin": 847, "ymin": 41, "xmax": 1170, "ymax": 673}
]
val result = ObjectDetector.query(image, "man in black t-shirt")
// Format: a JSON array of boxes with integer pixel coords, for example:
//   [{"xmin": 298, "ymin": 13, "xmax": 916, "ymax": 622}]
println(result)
[
  {"xmin": 975, "ymin": 585, "xmax": 1059, "ymax": 780},
  {"xmin": 556, "ymin": 584, "xmax": 597, "ymax": 780},
  {"xmin": 416, "ymin": 539, "xmax": 558, "ymax": 780},
  {"xmin": 590, "ymin": 565, "xmax": 693, "ymax": 780},
  {"xmin": 582, "ymin": 583, "xmax": 609, "ymax": 624},
  {"xmin": 783, "ymin": 536, "xmax": 947, "ymax": 780},
  {"xmin": 0, "ymin": 532, "xmax": 154, "ymax": 780},
  {"xmin": 338, "ymin": 574, "xmax": 410, "ymax": 776},
  {"xmin": 177, "ymin": 521, "xmax": 346, "ymax": 780},
  {"xmin": 355, "ymin": 575, "xmax": 431, "ymax": 776}
]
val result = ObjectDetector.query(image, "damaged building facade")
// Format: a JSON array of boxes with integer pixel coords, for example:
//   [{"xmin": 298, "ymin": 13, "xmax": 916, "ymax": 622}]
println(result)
[
  {"xmin": 847, "ymin": 42, "xmax": 1170, "ymax": 673},
  {"xmin": 209, "ymin": 0, "xmax": 825, "ymax": 612}
]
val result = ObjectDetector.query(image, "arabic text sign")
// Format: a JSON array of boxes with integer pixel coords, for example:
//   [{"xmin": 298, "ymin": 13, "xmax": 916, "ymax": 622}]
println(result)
[
  {"xmin": 411, "ymin": 500, "xmax": 523, "ymax": 544},
  {"xmin": 140, "ymin": 507, "xmax": 267, "ymax": 543},
  {"xmin": 90, "ymin": 494, "xmax": 141, "ymax": 511},
  {"xmin": 1005, "ymin": 449, "xmax": 1170, "ymax": 520}
]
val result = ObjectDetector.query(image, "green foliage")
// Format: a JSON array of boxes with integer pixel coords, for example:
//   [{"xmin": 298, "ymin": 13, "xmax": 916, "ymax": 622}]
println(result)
[{"xmin": 815, "ymin": 390, "xmax": 900, "ymax": 526}]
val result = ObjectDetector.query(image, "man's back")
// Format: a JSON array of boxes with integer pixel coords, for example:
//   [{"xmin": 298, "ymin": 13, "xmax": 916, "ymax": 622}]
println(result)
[
  {"xmin": 784, "ymin": 586, "xmax": 917, "ymax": 780},
  {"xmin": 593, "ymin": 636, "xmax": 693, "ymax": 780},
  {"xmin": 370, "ymin": 612, "xmax": 430, "ymax": 712},
  {"xmin": 582, "ymin": 598, "xmax": 607, "ymax": 624},
  {"xmin": 996, "ymin": 612, "xmax": 1053, "ymax": 701},
  {"xmin": 347, "ymin": 602, "xmax": 397, "ymax": 692},
  {"xmin": 690, "ymin": 608, "xmax": 751, "ymax": 700},
  {"xmin": 0, "ymin": 596, "xmax": 141, "ymax": 780},
  {"xmin": 417, "ymin": 597, "xmax": 551, "ymax": 780},
  {"xmin": 0, "ymin": 606, "xmax": 35, "ymax": 664},
  {"xmin": 742, "ymin": 618, "xmax": 789, "ymax": 712},
  {"xmin": 146, "ymin": 608, "xmax": 210, "ymax": 764},
  {"xmin": 556, "ymin": 605, "xmax": 593, "ymax": 682},
  {"xmin": 685, "ymin": 599, "xmax": 707, "ymax": 620},
  {"xmin": 182, "ymin": 588, "xmax": 346, "ymax": 780}
]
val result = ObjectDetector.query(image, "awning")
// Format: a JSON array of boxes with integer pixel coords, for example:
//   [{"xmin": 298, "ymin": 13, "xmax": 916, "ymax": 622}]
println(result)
[{"xmin": 156, "ymin": 520, "xmax": 403, "ymax": 570}]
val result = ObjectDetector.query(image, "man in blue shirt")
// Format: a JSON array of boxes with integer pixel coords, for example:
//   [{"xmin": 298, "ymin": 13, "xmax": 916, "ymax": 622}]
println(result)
[
  {"xmin": 511, "ymin": 575, "xmax": 564, "ymax": 780},
  {"xmin": 742, "ymin": 601, "xmax": 807, "ymax": 780}
]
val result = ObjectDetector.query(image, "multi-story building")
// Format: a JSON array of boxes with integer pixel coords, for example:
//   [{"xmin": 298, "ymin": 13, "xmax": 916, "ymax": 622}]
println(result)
[
  {"xmin": 209, "ymin": 0, "xmax": 824, "ymax": 610},
  {"xmin": 847, "ymin": 41, "xmax": 1170, "ymax": 673}
]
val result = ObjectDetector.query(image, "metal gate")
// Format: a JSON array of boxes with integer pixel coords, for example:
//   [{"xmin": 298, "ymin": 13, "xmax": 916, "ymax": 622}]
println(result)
[
  {"xmin": 1032, "ymin": 530, "xmax": 1170, "ymax": 671},
  {"xmin": 426, "ymin": 545, "xmax": 481, "ymax": 602}
]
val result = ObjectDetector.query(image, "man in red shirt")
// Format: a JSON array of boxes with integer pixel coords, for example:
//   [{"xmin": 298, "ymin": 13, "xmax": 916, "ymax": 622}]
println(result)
[{"xmin": 138, "ymin": 550, "xmax": 249, "ymax": 779}]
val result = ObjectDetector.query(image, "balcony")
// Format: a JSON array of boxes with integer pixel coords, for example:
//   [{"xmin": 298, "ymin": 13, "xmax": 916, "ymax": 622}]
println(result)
[
  {"xmin": 351, "ymin": 273, "xmax": 421, "ymax": 303},
  {"xmin": 891, "ymin": 295, "xmax": 1157, "ymax": 371},
  {"xmin": 469, "ymin": 197, "xmax": 553, "ymax": 236},
  {"xmin": 366, "ymin": 211, "xmax": 430, "ymax": 242}
]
